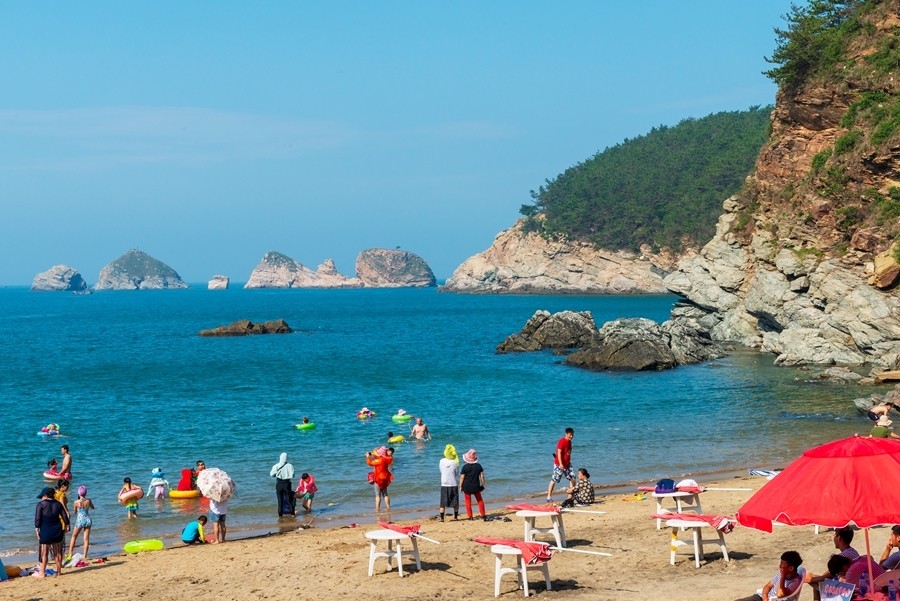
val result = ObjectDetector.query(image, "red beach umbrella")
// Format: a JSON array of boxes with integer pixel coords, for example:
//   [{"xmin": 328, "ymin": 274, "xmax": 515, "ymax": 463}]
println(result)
[{"xmin": 736, "ymin": 435, "xmax": 900, "ymax": 592}]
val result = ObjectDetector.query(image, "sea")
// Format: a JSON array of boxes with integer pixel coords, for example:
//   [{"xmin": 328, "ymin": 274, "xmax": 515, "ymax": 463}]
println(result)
[{"xmin": 0, "ymin": 286, "xmax": 876, "ymax": 560}]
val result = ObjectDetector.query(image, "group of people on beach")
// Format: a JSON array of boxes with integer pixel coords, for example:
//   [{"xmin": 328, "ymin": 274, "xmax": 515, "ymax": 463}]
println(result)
[{"xmin": 736, "ymin": 526, "xmax": 900, "ymax": 600}]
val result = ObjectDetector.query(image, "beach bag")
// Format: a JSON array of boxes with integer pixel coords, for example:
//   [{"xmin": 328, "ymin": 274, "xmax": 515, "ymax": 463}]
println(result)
[{"xmin": 654, "ymin": 478, "xmax": 676, "ymax": 494}]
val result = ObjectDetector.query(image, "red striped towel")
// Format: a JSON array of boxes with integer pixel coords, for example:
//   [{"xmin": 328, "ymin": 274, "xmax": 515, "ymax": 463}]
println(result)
[
  {"xmin": 651, "ymin": 513, "xmax": 735, "ymax": 533},
  {"xmin": 378, "ymin": 522, "xmax": 421, "ymax": 536},
  {"xmin": 473, "ymin": 537, "xmax": 553, "ymax": 564},
  {"xmin": 505, "ymin": 503, "xmax": 560, "ymax": 513}
]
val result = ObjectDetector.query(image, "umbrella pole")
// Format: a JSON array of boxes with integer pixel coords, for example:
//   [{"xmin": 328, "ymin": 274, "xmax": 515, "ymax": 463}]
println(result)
[{"xmin": 866, "ymin": 528, "xmax": 876, "ymax": 593}]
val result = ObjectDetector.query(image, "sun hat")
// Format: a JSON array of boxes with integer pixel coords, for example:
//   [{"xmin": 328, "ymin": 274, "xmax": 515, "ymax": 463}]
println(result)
[
  {"xmin": 463, "ymin": 449, "xmax": 478, "ymax": 464},
  {"xmin": 877, "ymin": 415, "xmax": 893, "ymax": 427},
  {"xmin": 77, "ymin": 485, "xmax": 87, "ymax": 497},
  {"xmin": 397, "ymin": 409, "xmax": 406, "ymax": 415},
  {"xmin": 444, "ymin": 444, "xmax": 458, "ymax": 464},
  {"xmin": 37, "ymin": 486, "xmax": 54, "ymax": 499},
  {"xmin": 374, "ymin": 446, "xmax": 388, "ymax": 457}
]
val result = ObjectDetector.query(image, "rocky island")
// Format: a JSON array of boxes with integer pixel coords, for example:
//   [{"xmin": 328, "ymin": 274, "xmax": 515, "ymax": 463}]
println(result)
[
  {"xmin": 199, "ymin": 319, "xmax": 293, "ymax": 337},
  {"xmin": 244, "ymin": 251, "xmax": 363, "ymax": 289},
  {"xmin": 31, "ymin": 265, "xmax": 88, "ymax": 292},
  {"xmin": 356, "ymin": 248, "xmax": 435, "ymax": 288},
  {"xmin": 94, "ymin": 250, "xmax": 188, "ymax": 291}
]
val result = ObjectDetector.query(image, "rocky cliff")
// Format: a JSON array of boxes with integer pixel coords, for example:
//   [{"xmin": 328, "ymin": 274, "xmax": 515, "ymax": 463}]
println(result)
[
  {"xmin": 94, "ymin": 250, "xmax": 188, "ymax": 291},
  {"xmin": 442, "ymin": 220, "xmax": 678, "ymax": 294},
  {"xmin": 244, "ymin": 251, "xmax": 362, "ymax": 289},
  {"xmin": 31, "ymin": 265, "xmax": 88, "ymax": 292},
  {"xmin": 355, "ymin": 249, "xmax": 436, "ymax": 288},
  {"xmin": 665, "ymin": 6, "xmax": 900, "ymax": 369},
  {"xmin": 208, "ymin": 275, "xmax": 229, "ymax": 290}
]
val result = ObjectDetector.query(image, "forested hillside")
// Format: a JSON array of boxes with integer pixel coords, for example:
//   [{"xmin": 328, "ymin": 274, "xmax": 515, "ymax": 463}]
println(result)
[{"xmin": 520, "ymin": 106, "xmax": 772, "ymax": 251}]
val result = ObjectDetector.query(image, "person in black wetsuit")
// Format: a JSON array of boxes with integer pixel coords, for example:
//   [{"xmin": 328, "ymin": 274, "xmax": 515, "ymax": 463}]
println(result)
[{"xmin": 35, "ymin": 486, "xmax": 69, "ymax": 577}]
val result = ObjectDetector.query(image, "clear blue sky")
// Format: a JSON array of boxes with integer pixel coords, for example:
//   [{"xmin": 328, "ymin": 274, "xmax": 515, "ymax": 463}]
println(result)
[{"xmin": 0, "ymin": 1, "xmax": 793, "ymax": 286}]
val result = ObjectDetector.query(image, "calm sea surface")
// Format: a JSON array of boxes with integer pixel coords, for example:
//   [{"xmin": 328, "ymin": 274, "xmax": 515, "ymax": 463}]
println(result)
[{"xmin": 0, "ymin": 287, "xmax": 875, "ymax": 559}]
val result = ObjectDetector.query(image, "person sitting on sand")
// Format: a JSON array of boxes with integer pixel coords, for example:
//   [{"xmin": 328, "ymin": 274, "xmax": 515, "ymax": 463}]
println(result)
[
  {"xmin": 564, "ymin": 467, "xmax": 595, "ymax": 506},
  {"xmin": 181, "ymin": 515, "xmax": 208, "ymax": 545},
  {"xmin": 734, "ymin": 550, "xmax": 805, "ymax": 601}
]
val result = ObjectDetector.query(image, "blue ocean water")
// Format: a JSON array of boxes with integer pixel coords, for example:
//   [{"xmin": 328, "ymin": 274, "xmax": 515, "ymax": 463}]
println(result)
[{"xmin": 0, "ymin": 287, "xmax": 872, "ymax": 558}]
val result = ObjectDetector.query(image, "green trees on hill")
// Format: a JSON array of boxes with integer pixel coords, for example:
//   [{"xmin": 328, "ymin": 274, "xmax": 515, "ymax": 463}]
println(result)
[{"xmin": 520, "ymin": 106, "xmax": 772, "ymax": 252}]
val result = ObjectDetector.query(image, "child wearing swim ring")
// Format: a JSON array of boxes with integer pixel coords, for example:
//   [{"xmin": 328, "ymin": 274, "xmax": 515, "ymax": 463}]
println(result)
[
  {"xmin": 295, "ymin": 473, "xmax": 318, "ymax": 513},
  {"xmin": 119, "ymin": 477, "xmax": 139, "ymax": 519}
]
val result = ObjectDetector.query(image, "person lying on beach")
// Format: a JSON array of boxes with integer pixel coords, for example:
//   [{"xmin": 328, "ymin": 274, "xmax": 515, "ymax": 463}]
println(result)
[
  {"xmin": 182, "ymin": 515, "xmax": 208, "ymax": 545},
  {"xmin": 734, "ymin": 550, "xmax": 805, "ymax": 601}
]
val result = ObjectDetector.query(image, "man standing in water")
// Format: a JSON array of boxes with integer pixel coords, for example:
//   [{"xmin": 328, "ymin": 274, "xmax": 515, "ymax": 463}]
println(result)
[
  {"xmin": 546, "ymin": 428, "xmax": 575, "ymax": 503},
  {"xmin": 410, "ymin": 417, "xmax": 431, "ymax": 441},
  {"xmin": 59, "ymin": 445, "xmax": 73, "ymax": 481}
]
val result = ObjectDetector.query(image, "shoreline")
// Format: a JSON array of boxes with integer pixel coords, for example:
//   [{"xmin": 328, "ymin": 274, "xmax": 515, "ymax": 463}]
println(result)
[
  {"xmin": 2, "ymin": 464, "xmax": 761, "ymax": 565},
  {"xmin": 3, "ymin": 473, "xmax": 867, "ymax": 601}
]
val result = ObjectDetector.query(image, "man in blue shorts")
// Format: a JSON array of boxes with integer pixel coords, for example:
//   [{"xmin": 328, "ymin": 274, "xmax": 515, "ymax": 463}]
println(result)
[{"xmin": 546, "ymin": 427, "xmax": 575, "ymax": 503}]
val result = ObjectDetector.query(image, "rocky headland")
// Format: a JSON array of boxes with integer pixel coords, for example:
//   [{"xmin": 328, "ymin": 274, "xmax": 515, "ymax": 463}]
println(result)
[
  {"xmin": 94, "ymin": 250, "xmax": 188, "ymax": 291},
  {"xmin": 31, "ymin": 265, "xmax": 88, "ymax": 292},
  {"xmin": 664, "ymin": 8, "xmax": 900, "ymax": 370},
  {"xmin": 356, "ymin": 248, "xmax": 436, "ymax": 288},
  {"xmin": 442, "ymin": 221, "xmax": 678, "ymax": 294},
  {"xmin": 199, "ymin": 319, "xmax": 293, "ymax": 337},
  {"xmin": 498, "ymin": 309, "xmax": 725, "ymax": 371}
]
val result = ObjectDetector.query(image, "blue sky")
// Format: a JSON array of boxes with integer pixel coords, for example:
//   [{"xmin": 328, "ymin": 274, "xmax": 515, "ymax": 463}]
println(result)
[{"xmin": 0, "ymin": 1, "xmax": 793, "ymax": 286}]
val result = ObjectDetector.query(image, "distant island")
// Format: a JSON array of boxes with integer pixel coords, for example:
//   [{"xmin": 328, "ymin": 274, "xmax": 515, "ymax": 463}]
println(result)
[{"xmin": 30, "ymin": 248, "xmax": 436, "ymax": 291}]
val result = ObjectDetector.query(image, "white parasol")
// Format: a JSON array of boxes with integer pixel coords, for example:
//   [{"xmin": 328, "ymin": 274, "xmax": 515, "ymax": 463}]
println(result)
[{"xmin": 196, "ymin": 468, "xmax": 235, "ymax": 502}]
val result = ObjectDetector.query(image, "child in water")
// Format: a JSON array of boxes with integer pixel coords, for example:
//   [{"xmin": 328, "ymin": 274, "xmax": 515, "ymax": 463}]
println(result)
[
  {"xmin": 149, "ymin": 468, "xmax": 169, "ymax": 499},
  {"xmin": 119, "ymin": 477, "xmax": 139, "ymax": 519},
  {"xmin": 295, "ymin": 473, "xmax": 318, "ymax": 513}
]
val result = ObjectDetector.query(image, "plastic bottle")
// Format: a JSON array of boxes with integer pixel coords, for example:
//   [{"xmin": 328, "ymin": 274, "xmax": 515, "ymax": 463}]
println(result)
[
  {"xmin": 889, "ymin": 578, "xmax": 896, "ymax": 601},
  {"xmin": 859, "ymin": 570, "xmax": 869, "ymax": 597}
]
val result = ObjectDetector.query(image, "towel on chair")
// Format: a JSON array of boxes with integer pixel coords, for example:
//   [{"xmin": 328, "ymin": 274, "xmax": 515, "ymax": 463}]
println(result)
[
  {"xmin": 651, "ymin": 513, "xmax": 735, "ymax": 533},
  {"xmin": 473, "ymin": 537, "xmax": 553, "ymax": 564},
  {"xmin": 505, "ymin": 503, "xmax": 560, "ymax": 513},
  {"xmin": 378, "ymin": 522, "xmax": 421, "ymax": 537}
]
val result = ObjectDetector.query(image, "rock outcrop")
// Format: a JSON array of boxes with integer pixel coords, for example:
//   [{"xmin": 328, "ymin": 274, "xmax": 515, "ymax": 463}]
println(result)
[
  {"xmin": 497, "ymin": 310, "xmax": 597, "ymax": 353},
  {"xmin": 31, "ymin": 265, "xmax": 88, "ymax": 292},
  {"xmin": 442, "ymin": 220, "xmax": 678, "ymax": 294},
  {"xmin": 244, "ymin": 252, "xmax": 362, "ymax": 289},
  {"xmin": 94, "ymin": 250, "xmax": 188, "ymax": 291},
  {"xmin": 208, "ymin": 275, "xmax": 229, "ymax": 290},
  {"xmin": 497, "ymin": 310, "xmax": 725, "ymax": 371},
  {"xmin": 664, "ymin": 7, "xmax": 900, "ymax": 369},
  {"xmin": 199, "ymin": 319, "xmax": 293, "ymax": 337},
  {"xmin": 355, "ymin": 249, "xmax": 436, "ymax": 288}
]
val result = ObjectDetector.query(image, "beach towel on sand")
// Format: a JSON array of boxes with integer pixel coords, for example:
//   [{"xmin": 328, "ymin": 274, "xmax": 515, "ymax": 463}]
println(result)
[
  {"xmin": 473, "ymin": 537, "xmax": 553, "ymax": 564},
  {"xmin": 378, "ymin": 522, "xmax": 421, "ymax": 537},
  {"xmin": 651, "ymin": 513, "xmax": 735, "ymax": 533}
]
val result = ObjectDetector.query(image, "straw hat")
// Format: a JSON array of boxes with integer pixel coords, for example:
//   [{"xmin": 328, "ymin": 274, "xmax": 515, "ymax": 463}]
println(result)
[
  {"xmin": 877, "ymin": 415, "xmax": 893, "ymax": 427},
  {"xmin": 463, "ymin": 449, "xmax": 478, "ymax": 464}
]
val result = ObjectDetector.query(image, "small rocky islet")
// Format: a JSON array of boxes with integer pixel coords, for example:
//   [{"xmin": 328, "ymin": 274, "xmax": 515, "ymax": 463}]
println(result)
[{"xmin": 30, "ymin": 247, "xmax": 436, "ymax": 291}]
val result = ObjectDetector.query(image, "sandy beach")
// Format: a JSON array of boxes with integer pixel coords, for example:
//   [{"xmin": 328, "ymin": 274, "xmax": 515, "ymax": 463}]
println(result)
[{"xmin": 3, "ymin": 474, "xmax": 879, "ymax": 601}]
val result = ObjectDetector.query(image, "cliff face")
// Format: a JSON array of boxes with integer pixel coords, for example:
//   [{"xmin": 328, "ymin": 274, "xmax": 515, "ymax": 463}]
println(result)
[
  {"xmin": 442, "ymin": 220, "xmax": 679, "ymax": 294},
  {"xmin": 94, "ymin": 250, "xmax": 188, "ymax": 290},
  {"xmin": 244, "ymin": 251, "xmax": 363, "ymax": 289},
  {"xmin": 666, "ymin": 8, "xmax": 900, "ymax": 368},
  {"xmin": 355, "ymin": 249, "xmax": 436, "ymax": 288},
  {"xmin": 31, "ymin": 265, "xmax": 88, "ymax": 292}
]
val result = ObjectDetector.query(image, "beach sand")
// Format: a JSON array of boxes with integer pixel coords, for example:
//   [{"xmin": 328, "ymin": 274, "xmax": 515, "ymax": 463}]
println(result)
[{"xmin": 3, "ymin": 475, "xmax": 878, "ymax": 601}]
